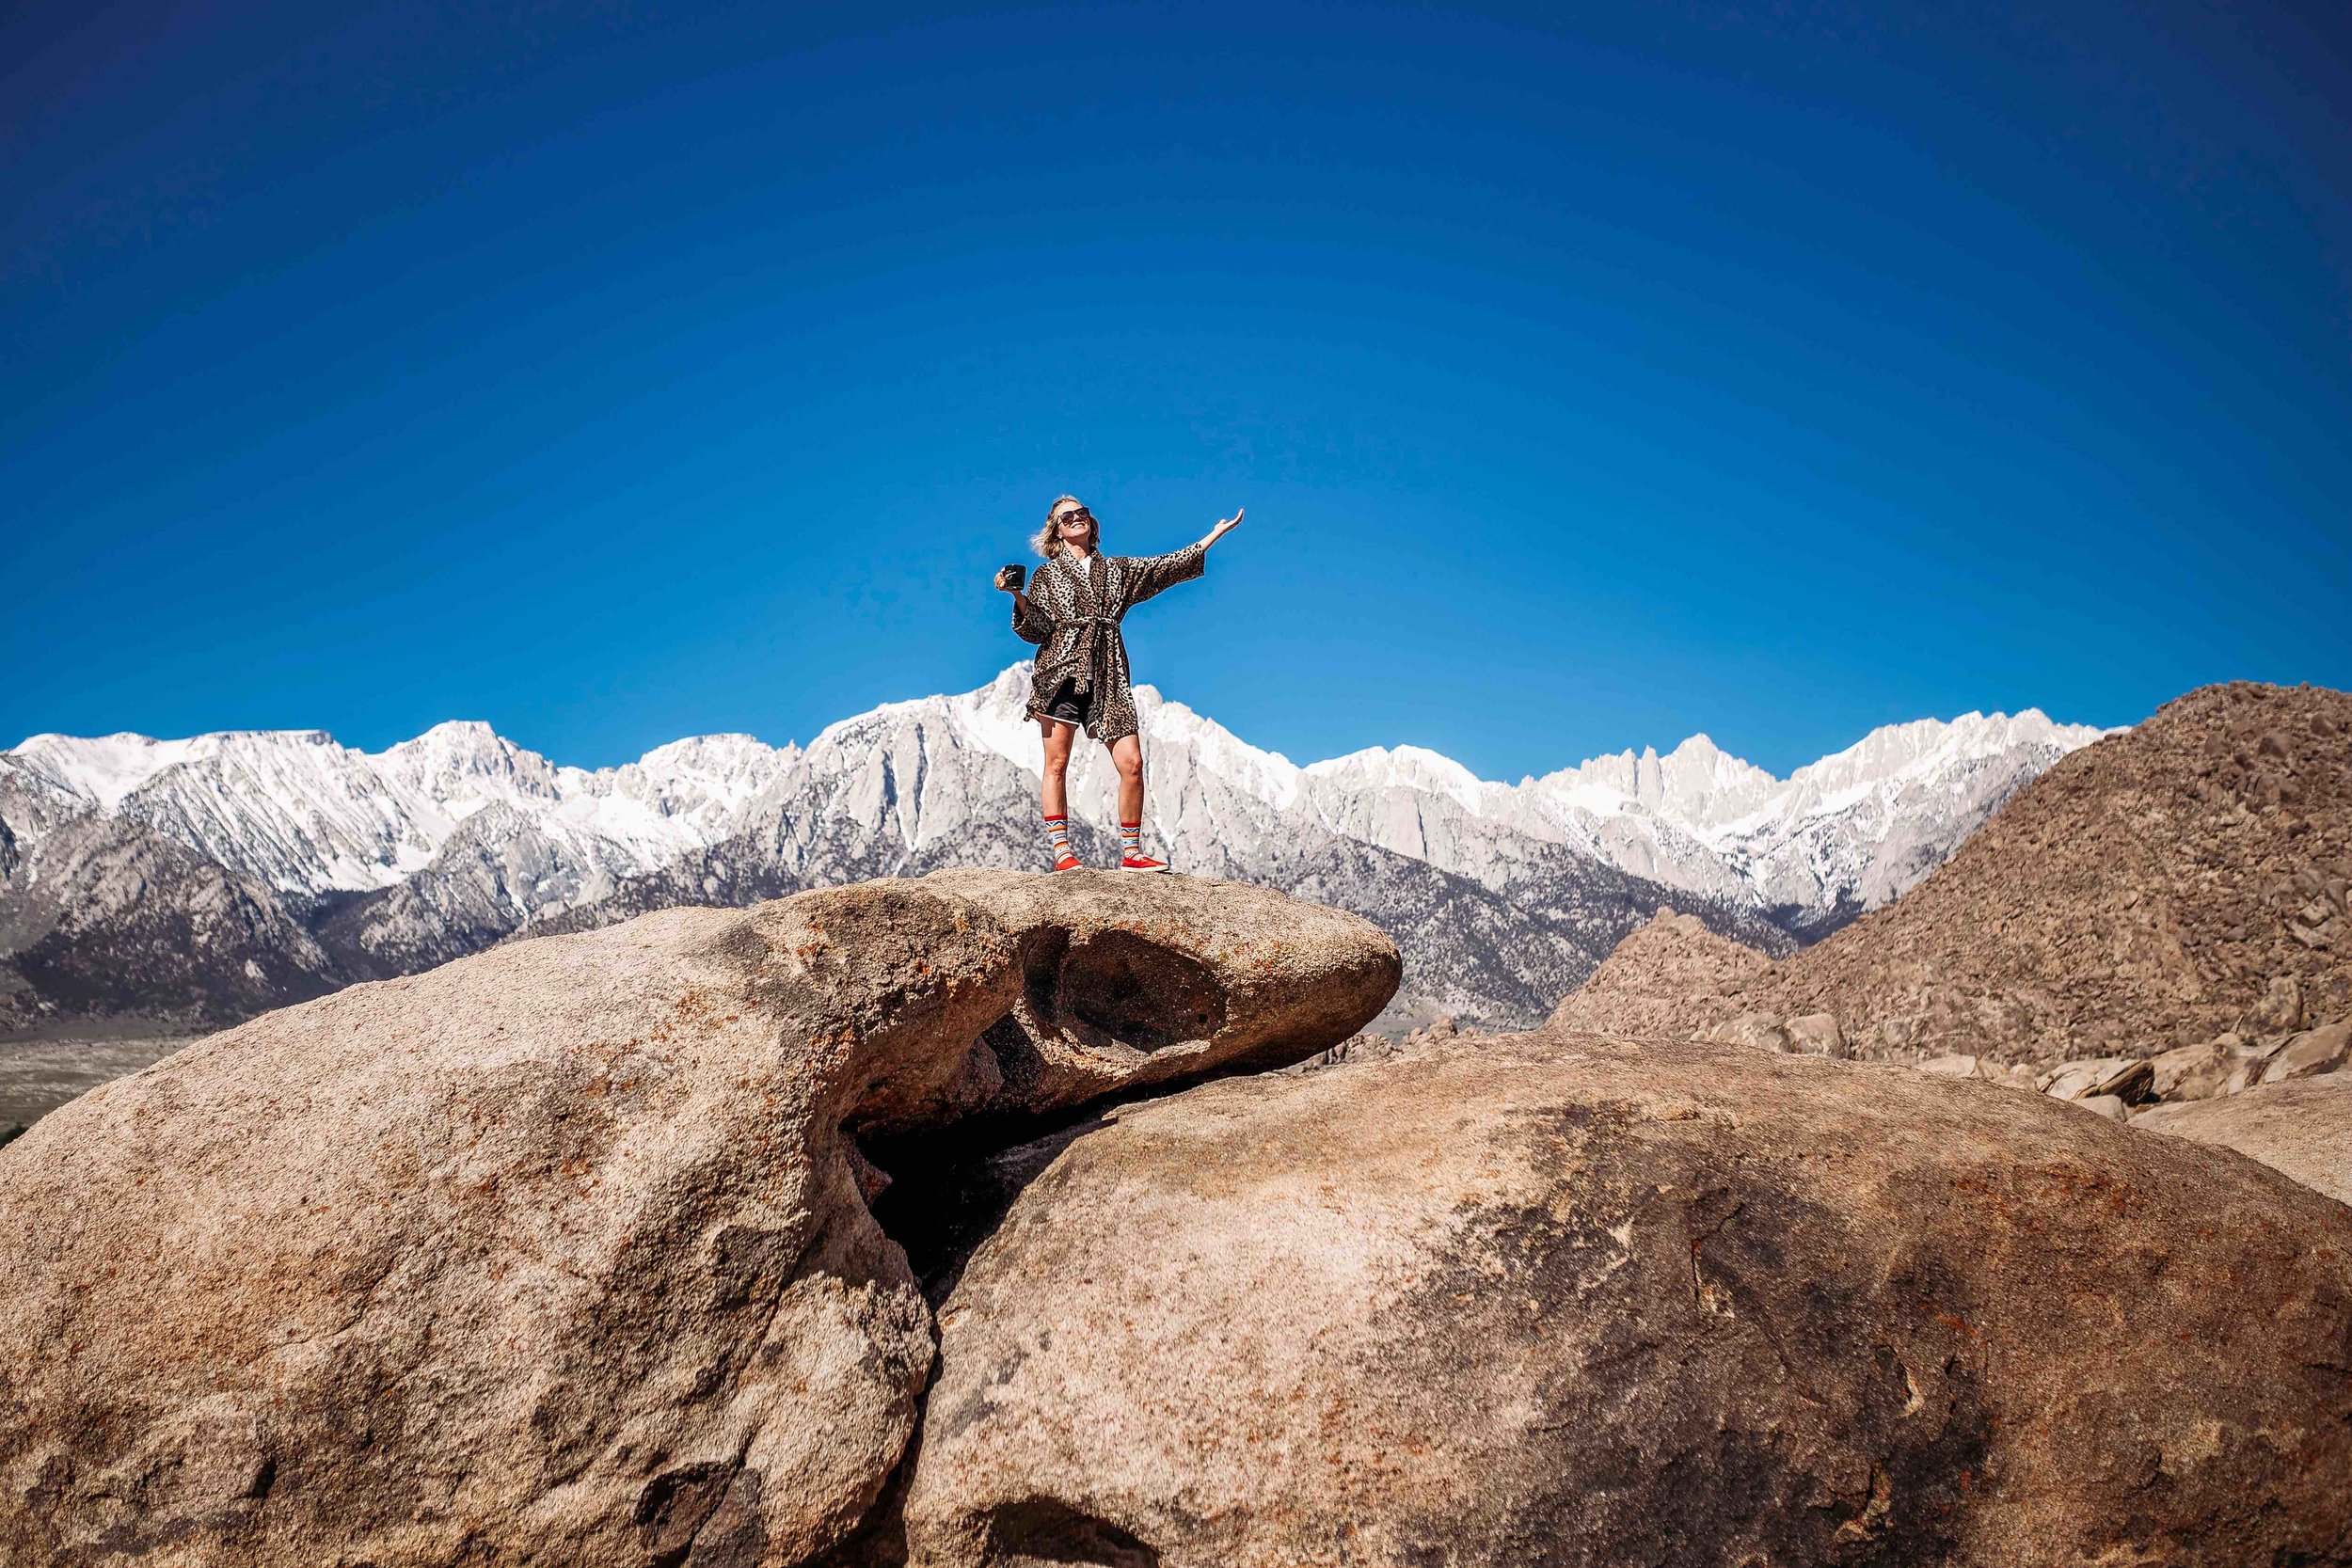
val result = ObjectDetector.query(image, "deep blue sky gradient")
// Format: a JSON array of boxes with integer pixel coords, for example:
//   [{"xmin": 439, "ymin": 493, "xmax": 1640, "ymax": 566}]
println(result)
[{"xmin": 6, "ymin": 1, "xmax": 2348, "ymax": 778}]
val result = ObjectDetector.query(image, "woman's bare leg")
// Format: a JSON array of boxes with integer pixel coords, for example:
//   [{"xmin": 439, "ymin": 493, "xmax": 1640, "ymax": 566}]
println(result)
[
  {"xmin": 1109, "ymin": 733, "xmax": 1145, "ymax": 827},
  {"xmin": 1040, "ymin": 718, "xmax": 1075, "ymax": 817}
]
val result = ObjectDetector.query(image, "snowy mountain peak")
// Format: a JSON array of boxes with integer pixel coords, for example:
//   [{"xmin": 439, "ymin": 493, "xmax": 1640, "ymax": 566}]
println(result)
[
  {"xmin": 628, "ymin": 734, "xmax": 785, "ymax": 776},
  {"xmin": 8, "ymin": 733, "xmax": 196, "ymax": 808},
  {"xmin": 1305, "ymin": 744, "xmax": 1491, "ymax": 816},
  {"xmin": 1136, "ymin": 685, "xmax": 1305, "ymax": 812},
  {"xmin": 8, "ymin": 728, "xmax": 359, "ymax": 810},
  {"xmin": 414, "ymin": 719, "xmax": 500, "ymax": 743},
  {"xmin": 1528, "ymin": 734, "xmax": 1776, "ymax": 828},
  {"xmin": 385, "ymin": 720, "xmax": 532, "ymax": 770},
  {"xmin": 1771, "ymin": 708, "xmax": 2107, "ymax": 810}
]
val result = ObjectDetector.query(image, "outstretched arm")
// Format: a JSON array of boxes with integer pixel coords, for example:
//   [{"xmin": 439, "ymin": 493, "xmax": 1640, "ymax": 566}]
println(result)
[{"xmin": 1123, "ymin": 508, "xmax": 1242, "ymax": 607}]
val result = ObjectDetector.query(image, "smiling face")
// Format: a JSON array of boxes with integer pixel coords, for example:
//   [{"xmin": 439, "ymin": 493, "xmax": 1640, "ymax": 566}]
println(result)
[{"xmin": 1053, "ymin": 499, "xmax": 1097, "ymax": 554}]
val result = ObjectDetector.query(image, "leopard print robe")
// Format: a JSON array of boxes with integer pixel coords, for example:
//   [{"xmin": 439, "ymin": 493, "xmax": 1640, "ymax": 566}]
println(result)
[{"xmin": 1011, "ymin": 540, "xmax": 1208, "ymax": 742}]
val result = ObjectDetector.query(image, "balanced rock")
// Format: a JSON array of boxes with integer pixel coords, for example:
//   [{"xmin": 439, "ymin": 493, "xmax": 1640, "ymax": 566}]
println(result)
[
  {"xmin": 907, "ymin": 1027, "xmax": 2352, "ymax": 1566},
  {"xmin": 0, "ymin": 871, "xmax": 1397, "ymax": 1567},
  {"xmin": 915, "ymin": 867, "xmax": 1405, "ymax": 1109},
  {"xmin": 2040, "ymin": 1054, "xmax": 2153, "ymax": 1103},
  {"xmin": 2137, "ymin": 1074, "xmax": 2352, "ymax": 1206}
]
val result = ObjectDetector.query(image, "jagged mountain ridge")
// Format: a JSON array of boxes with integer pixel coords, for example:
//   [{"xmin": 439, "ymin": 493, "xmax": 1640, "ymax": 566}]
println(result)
[
  {"xmin": 3, "ymin": 721, "xmax": 794, "ymax": 906},
  {"xmin": 1, "ymin": 666, "xmax": 2102, "ymax": 1032}
]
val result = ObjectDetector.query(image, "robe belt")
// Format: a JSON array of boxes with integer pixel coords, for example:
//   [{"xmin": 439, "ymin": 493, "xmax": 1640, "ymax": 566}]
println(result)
[{"xmin": 1050, "ymin": 614, "xmax": 1121, "ymax": 695}]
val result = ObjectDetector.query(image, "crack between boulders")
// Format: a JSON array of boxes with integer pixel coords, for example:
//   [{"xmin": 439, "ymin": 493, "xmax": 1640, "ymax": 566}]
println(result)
[{"xmin": 821, "ymin": 1041, "xmax": 1281, "ymax": 1564}]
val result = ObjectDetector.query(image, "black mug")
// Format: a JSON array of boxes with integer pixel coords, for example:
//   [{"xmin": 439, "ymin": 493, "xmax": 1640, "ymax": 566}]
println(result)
[{"xmin": 995, "ymin": 563, "xmax": 1026, "ymax": 593}]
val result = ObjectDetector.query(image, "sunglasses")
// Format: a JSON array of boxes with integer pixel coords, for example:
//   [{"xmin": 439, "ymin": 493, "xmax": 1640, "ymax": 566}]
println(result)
[{"xmin": 1057, "ymin": 507, "xmax": 1094, "ymax": 527}]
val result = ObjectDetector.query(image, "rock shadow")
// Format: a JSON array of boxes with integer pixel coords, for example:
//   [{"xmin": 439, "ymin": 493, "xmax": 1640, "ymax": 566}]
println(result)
[{"xmin": 862, "ymin": 1113, "xmax": 1113, "ymax": 1307}]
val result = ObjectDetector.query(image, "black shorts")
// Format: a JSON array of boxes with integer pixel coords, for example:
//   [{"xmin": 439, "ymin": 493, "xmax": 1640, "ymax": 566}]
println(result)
[{"xmin": 1041, "ymin": 677, "xmax": 1089, "ymax": 727}]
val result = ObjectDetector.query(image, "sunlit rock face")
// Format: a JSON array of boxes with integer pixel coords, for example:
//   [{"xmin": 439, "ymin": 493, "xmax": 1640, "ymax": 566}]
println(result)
[
  {"xmin": 0, "ymin": 870, "xmax": 1395, "ymax": 1568},
  {"xmin": 906, "ymin": 1027, "xmax": 2352, "ymax": 1568}
]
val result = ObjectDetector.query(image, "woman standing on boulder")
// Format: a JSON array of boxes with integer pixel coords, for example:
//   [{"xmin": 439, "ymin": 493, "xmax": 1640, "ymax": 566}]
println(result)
[{"xmin": 996, "ymin": 495, "xmax": 1243, "ymax": 872}]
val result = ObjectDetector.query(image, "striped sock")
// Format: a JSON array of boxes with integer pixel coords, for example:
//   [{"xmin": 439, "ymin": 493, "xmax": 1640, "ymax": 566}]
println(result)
[
  {"xmin": 1043, "ymin": 815, "xmax": 1073, "ymax": 865},
  {"xmin": 1120, "ymin": 820, "xmax": 1143, "ymax": 860}
]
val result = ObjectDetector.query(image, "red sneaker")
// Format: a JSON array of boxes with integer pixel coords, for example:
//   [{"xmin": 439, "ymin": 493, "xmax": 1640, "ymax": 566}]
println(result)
[
  {"xmin": 1118, "ymin": 853, "xmax": 1170, "ymax": 873},
  {"xmin": 1053, "ymin": 851, "xmax": 1085, "ymax": 872}
]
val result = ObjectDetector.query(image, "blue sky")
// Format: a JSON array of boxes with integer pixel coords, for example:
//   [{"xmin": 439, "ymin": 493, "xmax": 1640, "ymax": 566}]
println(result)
[{"xmin": 6, "ymin": 1, "xmax": 2347, "ymax": 779}]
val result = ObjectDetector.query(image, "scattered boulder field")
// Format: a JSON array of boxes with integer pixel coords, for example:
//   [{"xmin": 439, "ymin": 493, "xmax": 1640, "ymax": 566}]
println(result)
[{"xmin": 3, "ymin": 679, "xmax": 2349, "ymax": 1566}]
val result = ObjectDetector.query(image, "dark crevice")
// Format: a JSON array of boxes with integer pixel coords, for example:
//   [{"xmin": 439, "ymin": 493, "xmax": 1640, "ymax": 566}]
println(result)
[
  {"xmin": 847, "ymin": 918, "xmax": 1250, "ymax": 1302},
  {"xmin": 815, "ymin": 925, "xmax": 1248, "ymax": 1561},
  {"xmin": 979, "ymin": 1008, "xmax": 1045, "ymax": 1109},
  {"xmin": 986, "ymin": 1496, "xmax": 1162, "ymax": 1567},
  {"xmin": 1022, "ymin": 927, "xmax": 1073, "ymax": 1031},
  {"xmin": 1012, "ymin": 924, "xmax": 1228, "ymax": 1058},
  {"xmin": 636, "ymin": 1461, "xmax": 739, "ymax": 1568},
  {"xmin": 863, "ymin": 1113, "xmax": 1113, "ymax": 1306}
]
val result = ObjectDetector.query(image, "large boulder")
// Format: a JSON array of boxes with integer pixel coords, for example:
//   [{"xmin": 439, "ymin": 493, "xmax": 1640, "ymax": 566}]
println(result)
[
  {"xmin": 907, "ymin": 1028, "xmax": 2352, "ymax": 1567},
  {"xmin": 2136, "ymin": 1073, "xmax": 2352, "ymax": 1206},
  {"xmin": 0, "ymin": 871, "xmax": 1396, "ymax": 1567}
]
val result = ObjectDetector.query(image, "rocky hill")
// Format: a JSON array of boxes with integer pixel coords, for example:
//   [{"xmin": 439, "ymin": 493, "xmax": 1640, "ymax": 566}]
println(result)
[
  {"xmin": 1554, "ymin": 681, "xmax": 2352, "ymax": 1075},
  {"xmin": 1, "ymin": 667, "xmax": 2092, "ymax": 1035}
]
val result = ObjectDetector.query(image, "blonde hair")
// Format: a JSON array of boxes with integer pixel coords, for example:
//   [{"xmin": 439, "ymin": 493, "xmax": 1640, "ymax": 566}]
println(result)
[{"xmin": 1033, "ymin": 494, "xmax": 1099, "ymax": 560}]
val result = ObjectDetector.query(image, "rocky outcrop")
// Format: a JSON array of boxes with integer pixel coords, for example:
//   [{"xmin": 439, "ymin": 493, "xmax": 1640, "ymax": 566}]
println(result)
[
  {"xmin": 1546, "ymin": 909, "xmax": 1774, "ymax": 1037},
  {"xmin": 907, "ymin": 1026, "xmax": 2352, "ymax": 1567},
  {"xmin": 0, "ymin": 871, "xmax": 1396, "ymax": 1567},
  {"xmin": 2262, "ymin": 1019, "xmax": 2352, "ymax": 1085},
  {"xmin": 914, "ymin": 868, "xmax": 1406, "ymax": 1107},
  {"xmin": 1284, "ymin": 1012, "xmax": 1470, "ymax": 1073},
  {"xmin": 2137, "ymin": 1075, "xmax": 2352, "ymax": 1206},
  {"xmin": 1550, "ymin": 682, "xmax": 2352, "ymax": 1082}
]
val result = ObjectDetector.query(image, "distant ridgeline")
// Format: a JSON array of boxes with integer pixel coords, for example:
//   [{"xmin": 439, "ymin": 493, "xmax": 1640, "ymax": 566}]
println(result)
[{"xmin": 0, "ymin": 664, "xmax": 2099, "ymax": 1035}]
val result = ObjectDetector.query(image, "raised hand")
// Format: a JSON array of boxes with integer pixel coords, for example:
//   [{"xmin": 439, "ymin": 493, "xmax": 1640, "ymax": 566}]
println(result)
[{"xmin": 1209, "ymin": 507, "xmax": 1244, "ymax": 544}]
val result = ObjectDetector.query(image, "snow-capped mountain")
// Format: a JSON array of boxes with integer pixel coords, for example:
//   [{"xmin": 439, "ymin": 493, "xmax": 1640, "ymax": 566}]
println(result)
[
  {"xmin": 6, "ymin": 723, "xmax": 798, "ymax": 907},
  {"xmin": 0, "ymin": 666, "xmax": 2106, "ymax": 1034}
]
